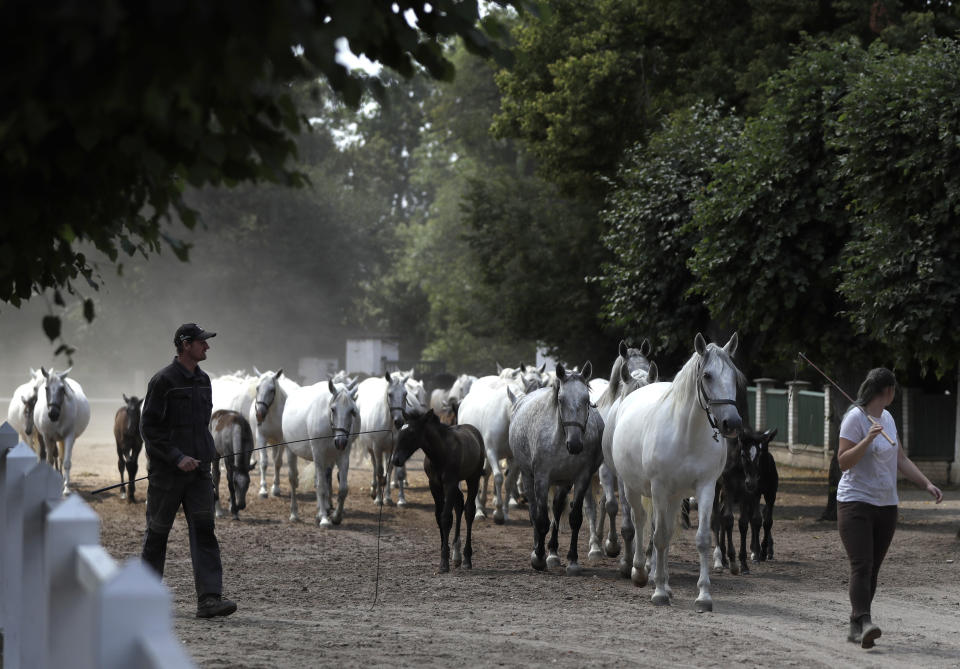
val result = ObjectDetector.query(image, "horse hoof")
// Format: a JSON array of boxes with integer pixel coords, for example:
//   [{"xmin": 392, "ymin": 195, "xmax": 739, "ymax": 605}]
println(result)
[
  {"xmin": 270, "ymin": 486, "xmax": 282, "ymax": 497},
  {"xmin": 618, "ymin": 560, "xmax": 632, "ymax": 579},
  {"xmin": 631, "ymin": 567, "xmax": 648, "ymax": 587},
  {"xmin": 493, "ymin": 509, "xmax": 505, "ymax": 525},
  {"xmin": 126, "ymin": 495, "xmax": 136, "ymax": 504},
  {"xmin": 318, "ymin": 517, "xmax": 333, "ymax": 528},
  {"xmin": 374, "ymin": 497, "xmax": 383, "ymax": 506},
  {"xmin": 751, "ymin": 552, "xmax": 759, "ymax": 563},
  {"xmin": 289, "ymin": 514, "xmax": 299, "ymax": 523},
  {"xmin": 331, "ymin": 513, "xmax": 343, "ymax": 526},
  {"xmin": 604, "ymin": 539, "xmax": 621, "ymax": 558},
  {"xmin": 508, "ymin": 498, "xmax": 520, "ymax": 509},
  {"xmin": 437, "ymin": 563, "xmax": 450, "ymax": 574},
  {"xmin": 453, "ymin": 556, "xmax": 462, "ymax": 568},
  {"xmin": 740, "ymin": 563, "xmax": 750, "ymax": 575},
  {"xmin": 651, "ymin": 591, "xmax": 671, "ymax": 606},
  {"xmin": 386, "ymin": 498, "xmax": 395, "ymax": 507},
  {"xmin": 546, "ymin": 554, "xmax": 561, "ymax": 568},
  {"xmin": 566, "ymin": 562, "xmax": 583, "ymax": 576},
  {"xmin": 695, "ymin": 598, "xmax": 713, "ymax": 613},
  {"xmin": 730, "ymin": 562, "xmax": 740, "ymax": 576},
  {"xmin": 215, "ymin": 509, "xmax": 225, "ymax": 519},
  {"xmin": 474, "ymin": 509, "xmax": 486, "ymax": 520},
  {"xmin": 588, "ymin": 546, "xmax": 603, "ymax": 562},
  {"xmin": 120, "ymin": 492, "xmax": 126, "ymax": 500},
  {"xmin": 531, "ymin": 552, "xmax": 546, "ymax": 571},
  {"xmin": 259, "ymin": 488, "xmax": 269, "ymax": 499},
  {"xmin": 463, "ymin": 558, "xmax": 473, "ymax": 570},
  {"xmin": 397, "ymin": 498, "xmax": 407, "ymax": 508},
  {"xmin": 231, "ymin": 513, "xmax": 240, "ymax": 521}
]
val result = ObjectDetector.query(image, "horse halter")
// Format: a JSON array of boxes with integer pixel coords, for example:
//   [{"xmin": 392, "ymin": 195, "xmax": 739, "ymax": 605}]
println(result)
[
  {"xmin": 696, "ymin": 357, "xmax": 737, "ymax": 442},
  {"xmin": 556, "ymin": 386, "xmax": 588, "ymax": 436}
]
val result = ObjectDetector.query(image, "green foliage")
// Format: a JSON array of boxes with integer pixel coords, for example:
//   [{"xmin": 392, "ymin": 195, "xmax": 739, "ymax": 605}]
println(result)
[
  {"xmin": 0, "ymin": 0, "xmax": 532, "ymax": 353},
  {"xmin": 594, "ymin": 102, "xmax": 742, "ymax": 372},
  {"xmin": 832, "ymin": 38, "xmax": 960, "ymax": 375},
  {"xmin": 688, "ymin": 39, "xmax": 871, "ymax": 372}
]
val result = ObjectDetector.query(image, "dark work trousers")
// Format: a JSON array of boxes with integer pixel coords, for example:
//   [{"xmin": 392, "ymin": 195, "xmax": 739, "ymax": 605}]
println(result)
[
  {"xmin": 837, "ymin": 501, "xmax": 898, "ymax": 621},
  {"xmin": 141, "ymin": 466, "xmax": 223, "ymax": 597}
]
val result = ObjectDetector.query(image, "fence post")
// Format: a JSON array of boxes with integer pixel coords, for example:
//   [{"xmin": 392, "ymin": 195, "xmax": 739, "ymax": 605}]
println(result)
[
  {"xmin": 753, "ymin": 378, "xmax": 777, "ymax": 430},
  {"xmin": 900, "ymin": 387, "xmax": 911, "ymax": 456},
  {"xmin": 100, "ymin": 560, "xmax": 195, "ymax": 668},
  {"xmin": 823, "ymin": 384, "xmax": 833, "ymax": 466},
  {"xmin": 2, "ymin": 440, "xmax": 40, "ymax": 669},
  {"xmin": 786, "ymin": 380, "xmax": 810, "ymax": 451},
  {"xmin": 0, "ymin": 420, "xmax": 19, "ymax": 655},
  {"xmin": 46, "ymin": 494, "xmax": 101, "ymax": 669},
  {"xmin": 953, "ymin": 365, "xmax": 960, "ymax": 486},
  {"xmin": 19, "ymin": 462, "xmax": 63, "ymax": 669}
]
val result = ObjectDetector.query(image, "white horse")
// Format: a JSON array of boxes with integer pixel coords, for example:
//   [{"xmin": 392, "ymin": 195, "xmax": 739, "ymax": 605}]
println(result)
[
  {"xmin": 212, "ymin": 371, "xmax": 256, "ymax": 414},
  {"xmin": 458, "ymin": 371, "xmax": 542, "ymax": 523},
  {"xmin": 611, "ymin": 333, "xmax": 742, "ymax": 612},
  {"xmin": 35, "ymin": 367, "xmax": 90, "ymax": 496},
  {"xmin": 7, "ymin": 368, "xmax": 46, "ymax": 460},
  {"xmin": 281, "ymin": 379, "xmax": 360, "ymax": 526},
  {"xmin": 354, "ymin": 373, "xmax": 409, "ymax": 506},
  {"xmin": 249, "ymin": 368, "xmax": 301, "ymax": 498}
]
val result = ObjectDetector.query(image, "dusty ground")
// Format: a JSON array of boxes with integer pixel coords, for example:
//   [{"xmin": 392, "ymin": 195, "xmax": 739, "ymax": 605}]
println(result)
[{"xmin": 68, "ymin": 438, "xmax": 960, "ymax": 668}]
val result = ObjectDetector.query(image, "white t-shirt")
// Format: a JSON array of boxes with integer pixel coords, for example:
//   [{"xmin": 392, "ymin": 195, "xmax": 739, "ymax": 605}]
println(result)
[{"xmin": 837, "ymin": 407, "xmax": 899, "ymax": 506}]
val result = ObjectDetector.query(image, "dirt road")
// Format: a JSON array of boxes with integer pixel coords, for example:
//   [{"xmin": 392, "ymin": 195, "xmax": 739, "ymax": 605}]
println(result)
[{"xmin": 68, "ymin": 438, "xmax": 960, "ymax": 668}]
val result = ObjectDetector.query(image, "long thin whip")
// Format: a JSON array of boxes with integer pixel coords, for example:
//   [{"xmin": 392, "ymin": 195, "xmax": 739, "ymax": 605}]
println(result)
[
  {"xmin": 797, "ymin": 352, "xmax": 895, "ymax": 446},
  {"xmin": 90, "ymin": 428, "xmax": 394, "ymax": 495}
]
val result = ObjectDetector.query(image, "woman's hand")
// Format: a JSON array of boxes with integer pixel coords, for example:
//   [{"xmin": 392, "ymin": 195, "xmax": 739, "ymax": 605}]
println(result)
[
  {"xmin": 926, "ymin": 482, "xmax": 944, "ymax": 504},
  {"xmin": 866, "ymin": 421, "xmax": 884, "ymax": 443}
]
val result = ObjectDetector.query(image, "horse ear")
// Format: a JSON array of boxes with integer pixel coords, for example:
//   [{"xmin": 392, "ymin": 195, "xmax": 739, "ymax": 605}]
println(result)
[
  {"xmin": 350, "ymin": 388, "xmax": 359, "ymax": 401},
  {"xmin": 253, "ymin": 365, "xmax": 261, "ymax": 376},
  {"xmin": 764, "ymin": 427, "xmax": 777, "ymax": 442},
  {"xmin": 407, "ymin": 367, "xmax": 415, "ymax": 378},
  {"xmin": 41, "ymin": 367, "xmax": 49, "ymax": 379},
  {"xmin": 581, "ymin": 361, "xmax": 592, "ymax": 381},
  {"xmin": 647, "ymin": 362, "xmax": 659, "ymax": 384},
  {"xmin": 276, "ymin": 368, "xmax": 284, "ymax": 378},
  {"xmin": 328, "ymin": 379, "xmax": 337, "ymax": 395},
  {"xmin": 723, "ymin": 332, "xmax": 739, "ymax": 356},
  {"xmin": 694, "ymin": 333, "xmax": 708, "ymax": 356},
  {"xmin": 496, "ymin": 362, "xmax": 503, "ymax": 374},
  {"xmin": 620, "ymin": 363, "xmax": 632, "ymax": 385},
  {"xmin": 538, "ymin": 362, "xmax": 546, "ymax": 374},
  {"xmin": 506, "ymin": 386, "xmax": 517, "ymax": 406},
  {"xmin": 556, "ymin": 364, "xmax": 566, "ymax": 380},
  {"xmin": 640, "ymin": 338, "xmax": 651, "ymax": 357},
  {"xmin": 123, "ymin": 393, "xmax": 129, "ymax": 403},
  {"xmin": 60, "ymin": 367, "xmax": 72, "ymax": 378},
  {"xmin": 347, "ymin": 377, "xmax": 359, "ymax": 391}
]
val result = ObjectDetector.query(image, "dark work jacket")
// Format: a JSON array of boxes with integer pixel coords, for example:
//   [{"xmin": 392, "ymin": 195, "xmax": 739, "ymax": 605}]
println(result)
[{"xmin": 140, "ymin": 358, "xmax": 215, "ymax": 473}]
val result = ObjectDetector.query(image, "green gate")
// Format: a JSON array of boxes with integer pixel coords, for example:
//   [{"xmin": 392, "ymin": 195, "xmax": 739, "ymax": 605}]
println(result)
[
  {"xmin": 908, "ymin": 393, "xmax": 956, "ymax": 460},
  {"xmin": 764, "ymin": 389, "xmax": 788, "ymax": 440},
  {"xmin": 797, "ymin": 390, "xmax": 824, "ymax": 447}
]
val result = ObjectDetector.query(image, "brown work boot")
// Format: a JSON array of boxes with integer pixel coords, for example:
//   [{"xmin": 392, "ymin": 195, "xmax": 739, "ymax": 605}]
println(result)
[{"xmin": 197, "ymin": 593, "xmax": 237, "ymax": 619}]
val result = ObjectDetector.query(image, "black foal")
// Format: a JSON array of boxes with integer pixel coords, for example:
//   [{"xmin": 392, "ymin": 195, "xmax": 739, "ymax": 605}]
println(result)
[{"xmin": 392, "ymin": 409, "xmax": 486, "ymax": 572}]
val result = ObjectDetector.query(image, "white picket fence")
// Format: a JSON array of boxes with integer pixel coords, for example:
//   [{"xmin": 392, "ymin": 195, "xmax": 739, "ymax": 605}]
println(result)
[{"xmin": 0, "ymin": 421, "xmax": 194, "ymax": 669}]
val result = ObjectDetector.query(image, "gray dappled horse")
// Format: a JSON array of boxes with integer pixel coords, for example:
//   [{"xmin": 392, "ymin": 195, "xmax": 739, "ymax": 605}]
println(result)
[
  {"xmin": 509, "ymin": 363, "xmax": 603, "ymax": 575},
  {"xmin": 210, "ymin": 409, "xmax": 257, "ymax": 520}
]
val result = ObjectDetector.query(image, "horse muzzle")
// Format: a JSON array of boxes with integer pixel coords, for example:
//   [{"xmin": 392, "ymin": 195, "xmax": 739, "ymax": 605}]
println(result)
[
  {"xmin": 334, "ymin": 435, "xmax": 349, "ymax": 450},
  {"xmin": 565, "ymin": 438, "xmax": 583, "ymax": 455},
  {"xmin": 48, "ymin": 407, "xmax": 61, "ymax": 422}
]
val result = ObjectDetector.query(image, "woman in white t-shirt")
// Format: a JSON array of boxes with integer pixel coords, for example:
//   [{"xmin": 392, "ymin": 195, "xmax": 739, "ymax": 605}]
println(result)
[{"xmin": 837, "ymin": 367, "xmax": 943, "ymax": 649}]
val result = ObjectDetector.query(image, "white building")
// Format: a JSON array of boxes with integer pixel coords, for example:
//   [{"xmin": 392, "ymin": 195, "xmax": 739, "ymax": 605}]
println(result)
[{"xmin": 345, "ymin": 336, "xmax": 399, "ymax": 376}]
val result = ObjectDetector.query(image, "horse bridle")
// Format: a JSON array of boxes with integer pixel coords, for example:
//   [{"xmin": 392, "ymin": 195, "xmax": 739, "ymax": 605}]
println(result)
[
  {"xmin": 556, "ymin": 385, "xmax": 588, "ymax": 436},
  {"xmin": 696, "ymin": 357, "xmax": 737, "ymax": 442}
]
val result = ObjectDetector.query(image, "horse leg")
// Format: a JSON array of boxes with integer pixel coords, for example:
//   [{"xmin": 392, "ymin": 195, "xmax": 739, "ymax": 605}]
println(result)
[
  {"xmin": 213, "ymin": 454, "xmax": 225, "ymax": 518},
  {"xmin": 61, "ymin": 435, "xmax": 74, "ymax": 495},
  {"xmin": 566, "ymin": 480, "xmax": 589, "ymax": 576},
  {"xmin": 331, "ymin": 450, "xmax": 350, "ymax": 525},
  {"xmin": 749, "ymin": 497, "xmax": 762, "ymax": 562},
  {"xmin": 546, "ymin": 486, "xmax": 567, "ymax": 568},
  {"xmin": 117, "ymin": 449, "xmax": 127, "ymax": 500},
  {"xmin": 600, "ymin": 464, "xmax": 621, "ymax": 557},
  {"xmin": 396, "ymin": 461, "xmax": 408, "ymax": 507},
  {"xmin": 738, "ymin": 502, "xmax": 751, "ymax": 574},
  {"xmin": 762, "ymin": 491, "xmax": 776, "ymax": 560},
  {"xmin": 501, "ymin": 457, "xmax": 521, "ymax": 522},
  {"xmin": 463, "ymin": 475, "xmax": 479, "ymax": 569},
  {"xmin": 288, "ymin": 451, "xmax": 300, "ymax": 522},
  {"xmin": 226, "ymin": 461, "xmax": 240, "ymax": 521},
  {"xmin": 314, "ymin": 447, "xmax": 333, "ymax": 527},
  {"xmin": 270, "ymin": 444, "xmax": 285, "ymax": 497},
  {"xmin": 618, "ymin": 478, "xmax": 637, "ymax": 580},
  {"xmin": 384, "ymin": 446, "xmax": 396, "ymax": 506},
  {"xmin": 487, "ymin": 448, "xmax": 506, "ymax": 525},
  {"xmin": 584, "ymin": 478, "xmax": 603, "ymax": 562},
  {"xmin": 724, "ymin": 501, "xmax": 738, "ymax": 575},
  {"xmin": 475, "ymin": 459, "xmax": 490, "ymax": 520},
  {"xmin": 126, "ymin": 452, "xmax": 139, "ymax": 504},
  {"xmin": 368, "ymin": 446, "xmax": 378, "ymax": 499},
  {"xmin": 529, "ymin": 475, "xmax": 549, "ymax": 571},
  {"xmin": 451, "ymin": 486, "xmax": 465, "ymax": 568},
  {"xmin": 37, "ymin": 432, "xmax": 46, "ymax": 463},
  {"xmin": 649, "ymin": 487, "xmax": 677, "ymax": 606},
  {"xmin": 437, "ymin": 483, "xmax": 455, "ymax": 573},
  {"xmin": 255, "ymin": 428, "xmax": 270, "ymax": 498},
  {"xmin": 692, "ymin": 481, "xmax": 717, "ymax": 612}
]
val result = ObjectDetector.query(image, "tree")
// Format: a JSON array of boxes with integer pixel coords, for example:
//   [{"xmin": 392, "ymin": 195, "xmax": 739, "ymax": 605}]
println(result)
[
  {"xmin": 0, "ymin": 0, "xmax": 532, "ymax": 348},
  {"xmin": 593, "ymin": 102, "xmax": 742, "ymax": 373},
  {"xmin": 833, "ymin": 38, "xmax": 960, "ymax": 376},
  {"xmin": 687, "ymin": 39, "xmax": 873, "ymax": 375}
]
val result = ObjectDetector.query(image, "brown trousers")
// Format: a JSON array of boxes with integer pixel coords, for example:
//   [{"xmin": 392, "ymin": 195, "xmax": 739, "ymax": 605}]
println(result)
[{"xmin": 837, "ymin": 500, "xmax": 898, "ymax": 621}]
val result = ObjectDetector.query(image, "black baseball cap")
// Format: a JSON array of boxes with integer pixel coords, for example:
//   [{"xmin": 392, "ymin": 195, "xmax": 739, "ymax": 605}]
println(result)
[{"xmin": 174, "ymin": 323, "xmax": 217, "ymax": 346}]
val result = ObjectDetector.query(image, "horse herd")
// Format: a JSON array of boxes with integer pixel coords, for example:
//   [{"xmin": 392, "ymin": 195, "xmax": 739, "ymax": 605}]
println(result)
[{"xmin": 5, "ymin": 332, "xmax": 783, "ymax": 611}]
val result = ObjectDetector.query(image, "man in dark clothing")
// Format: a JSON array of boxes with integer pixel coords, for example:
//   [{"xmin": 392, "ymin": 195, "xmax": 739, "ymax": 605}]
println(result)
[{"xmin": 140, "ymin": 322, "xmax": 237, "ymax": 619}]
